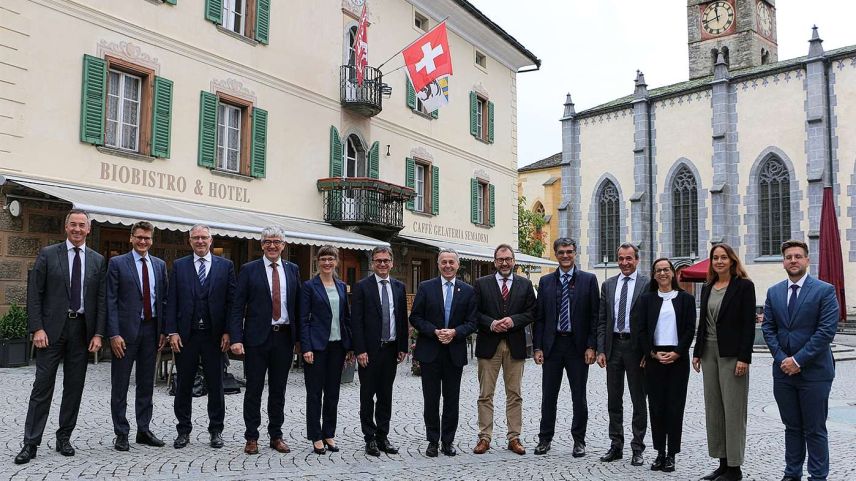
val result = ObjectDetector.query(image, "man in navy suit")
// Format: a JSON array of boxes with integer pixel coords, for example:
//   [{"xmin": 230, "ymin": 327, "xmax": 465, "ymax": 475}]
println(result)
[
  {"xmin": 230, "ymin": 226, "xmax": 301, "ymax": 455},
  {"xmin": 106, "ymin": 221, "xmax": 168, "ymax": 451},
  {"xmin": 351, "ymin": 246, "xmax": 408, "ymax": 457},
  {"xmin": 763, "ymin": 239, "xmax": 838, "ymax": 481},
  {"xmin": 409, "ymin": 248, "xmax": 477, "ymax": 457},
  {"xmin": 165, "ymin": 224, "xmax": 236, "ymax": 450},
  {"xmin": 534, "ymin": 237, "xmax": 599, "ymax": 457}
]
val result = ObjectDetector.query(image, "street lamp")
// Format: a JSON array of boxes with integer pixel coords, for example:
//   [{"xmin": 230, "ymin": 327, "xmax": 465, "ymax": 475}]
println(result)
[{"xmin": 602, "ymin": 254, "xmax": 609, "ymax": 282}]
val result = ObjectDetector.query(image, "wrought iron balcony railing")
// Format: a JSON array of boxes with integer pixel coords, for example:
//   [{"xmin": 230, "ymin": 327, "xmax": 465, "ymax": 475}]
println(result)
[
  {"xmin": 317, "ymin": 177, "xmax": 415, "ymax": 233},
  {"xmin": 340, "ymin": 65, "xmax": 384, "ymax": 117}
]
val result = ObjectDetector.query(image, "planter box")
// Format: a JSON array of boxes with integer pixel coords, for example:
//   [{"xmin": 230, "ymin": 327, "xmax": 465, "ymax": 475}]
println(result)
[{"xmin": 0, "ymin": 338, "xmax": 30, "ymax": 367}]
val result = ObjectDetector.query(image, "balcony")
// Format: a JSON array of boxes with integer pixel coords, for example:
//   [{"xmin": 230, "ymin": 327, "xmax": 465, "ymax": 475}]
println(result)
[
  {"xmin": 340, "ymin": 65, "xmax": 385, "ymax": 117},
  {"xmin": 317, "ymin": 177, "xmax": 415, "ymax": 239}
]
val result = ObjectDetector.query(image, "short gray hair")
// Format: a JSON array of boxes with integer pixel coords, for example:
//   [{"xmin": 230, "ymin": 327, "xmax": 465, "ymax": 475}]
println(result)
[
  {"xmin": 437, "ymin": 248, "xmax": 459, "ymax": 263},
  {"xmin": 189, "ymin": 224, "xmax": 211, "ymax": 236},
  {"xmin": 553, "ymin": 237, "xmax": 577, "ymax": 252},
  {"xmin": 260, "ymin": 225, "xmax": 285, "ymax": 240},
  {"xmin": 371, "ymin": 246, "xmax": 393, "ymax": 260},
  {"xmin": 617, "ymin": 242, "xmax": 639, "ymax": 259}
]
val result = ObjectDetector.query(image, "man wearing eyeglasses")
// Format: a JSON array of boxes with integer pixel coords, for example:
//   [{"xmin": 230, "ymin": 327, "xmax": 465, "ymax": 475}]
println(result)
[
  {"xmin": 351, "ymin": 246, "xmax": 408, "ymax": 457},
  {"xmin": 165, "ymin": 224, "xmax": 236, "ymax": 450},
  {"xmin": 229, "ymin": 226, "xmax": 301, "ymax": 455},
  {"xmin": 106, "ymin": 221, "xmax": 168, "ymax": 452}
]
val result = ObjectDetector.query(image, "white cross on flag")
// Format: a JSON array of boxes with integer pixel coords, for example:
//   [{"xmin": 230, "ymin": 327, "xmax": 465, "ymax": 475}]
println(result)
[{"xmin": 402, "ymin": 21, "xmax": 452, "ymax": 92}]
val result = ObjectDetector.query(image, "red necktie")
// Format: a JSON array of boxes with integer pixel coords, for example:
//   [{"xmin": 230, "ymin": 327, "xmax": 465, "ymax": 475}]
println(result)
[
  {"xmin": 501, "ymin": 277, "xmax": 509, "ymax": 302},
  {"xmin": 141, "ymin": 257, "xmax": 152, "ymax": 320},
  {"xmin": 271, "ymin": 262, "xmax": 281, "ymax": 321}
]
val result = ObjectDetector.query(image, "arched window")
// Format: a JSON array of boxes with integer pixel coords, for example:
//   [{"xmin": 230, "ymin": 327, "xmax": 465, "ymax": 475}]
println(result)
[
  {"xmin": 598, "ymin": 180, "xmax": 620, "ymax": 263},
  {"xmin": 758, "ymin": 157, "xmax": 791, "ymax": 256},
  {"xmin": 672, "ymin": 166, "xmax": 698, "ymax": 258},
  {"xmin": 344, "ymin": 134, "xmax": 366, "ymax": 178},
  {"xmin": 346, "ymin": 26, "xmax": 357, "ymax": 68},
  {"xmin": 532, "ymin": 201, "xmax": 545, "ymax": 216}
]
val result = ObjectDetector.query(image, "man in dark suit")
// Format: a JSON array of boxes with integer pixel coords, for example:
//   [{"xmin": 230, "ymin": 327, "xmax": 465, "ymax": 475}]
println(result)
[
  {"xmin": 165, "ymin": 224, "xmax": 236, "ymax": 450},
  {"xmin": 409, "ymin": 248, "xmax": 478, "ymax": 457},
  {"xmin": 533, "ymin": 237, "xmax": 599, "ymax": 457},
  {"xmin": 15, "ymin": 209, "xmax": 107, "ymax": 465},
  {"xmin": 230, "ymin": 226, "xmax": 300, "ymax": 455},
  {"xmin": 351, "ymin": 246, "xmax": 408, "ymax": 457},
  {"xmin": 763, "ymin": 239, "xmax": 838, "ymax": 481},
  {"xmin": 595, "ymin": 243, "xmax": 648, "ymax": 465},
  {"xmin": 106, "ymin": 221, "xmax": 168, "ymax": 451},
  {"xmin": 472, "ymin": 244, "xmax": 536, "ymax": 456}
]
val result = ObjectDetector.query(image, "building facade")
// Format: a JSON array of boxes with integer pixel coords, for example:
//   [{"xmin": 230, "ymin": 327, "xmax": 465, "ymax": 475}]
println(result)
[{"xmin": 517, "ymin": 152, "xmax": 561, "ymax": 282}]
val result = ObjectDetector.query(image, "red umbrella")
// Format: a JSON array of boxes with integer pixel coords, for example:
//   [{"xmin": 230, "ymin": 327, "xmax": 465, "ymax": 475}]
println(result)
[
  {"xmin": 679, "ymin": 258, "xmax": 709, "ymax": 283},
  {"xmin": 818, "ymin": 186, "xmax": 846, "ymax": 320}
]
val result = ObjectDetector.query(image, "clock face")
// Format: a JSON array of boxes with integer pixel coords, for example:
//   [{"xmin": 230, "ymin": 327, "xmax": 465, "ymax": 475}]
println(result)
[
  {"xmin": 702, "ymin": 1, "xmax": 735, "ymax": 36},
  {"xmin": 757, "ymin": 1, "xmax": 773, "ymax": 37}
]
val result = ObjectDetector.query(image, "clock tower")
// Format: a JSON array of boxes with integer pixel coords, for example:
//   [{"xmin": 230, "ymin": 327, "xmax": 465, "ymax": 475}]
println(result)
[{"xmin": 687, "ymin": 0, "xmax": 778, "ymax": 79}]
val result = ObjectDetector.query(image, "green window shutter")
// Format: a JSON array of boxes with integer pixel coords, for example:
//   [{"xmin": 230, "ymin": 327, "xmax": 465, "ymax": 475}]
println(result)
[
  {"xmin": 329, "ymin": 126, "xmax": 343, "ymax": 177},
  {"xmin": 431, "ymin": 109, "xmax": 438, "ymax": 119},
  {"xmin": 469, "ymin": 91, "xmax": 478, "ymax": 137},
  {"xmin": 255, "ymin": 0, "xmax": 270, "ymax": 44},
  {"xmin": 488, "ymin": 101, "xmax": 495, "ymax": 143},
  {"xmin": 489, "ymin": 183, "xmax": 496, "ymax": 227},
  {"xmin": 405, "ymin": 75, "xmax": 416, "ymax": 109},
  {"xmin": 164, "ymin": 0, "xmax": 177, "ymax": 5},
  {"xmin": 250, "ymin": 107, "xmax": 268, "ymax": 178},
  {"xmin": 151, "ymin": 76, "xmax": 173, "ymax": 158},
  {"xmin": 80, "ymin": 54, "xmax": 106, "ymax": 145},
  {"xmin": 205, "ymin": 0, "xmax": 222, "ymax": 23},
  {"xmin": 405, "ymin": 158, "xmax": 415, "ymax": 211},
  {"xmin": 431, "ymin": 165, "xmax": 439, "ymax": 215},
  {"xmin": 368, "ymin": 141, "xmax": 380, "ymax": 179},
  {"xmin": 470, "ymin": 178, "xmax": 478, "ymax": 224},
  {"xmin": 197, "ymin": 91, "xmax": 218, "ymax": 168}
]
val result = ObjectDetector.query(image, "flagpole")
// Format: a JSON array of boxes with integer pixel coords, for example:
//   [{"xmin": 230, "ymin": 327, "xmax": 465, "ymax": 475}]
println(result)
[{"xmin": 377, "ymin": 17, "xmax": 449, "ymax": 72}]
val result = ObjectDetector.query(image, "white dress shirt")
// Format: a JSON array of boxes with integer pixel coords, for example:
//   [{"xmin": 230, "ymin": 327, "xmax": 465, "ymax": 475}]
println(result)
[
  {"xmin": 441, "ymin": 276, "xmax": 456, "ymax": 306},
  {"xmin": 787, "ymin": 273, "xmax": 808, "ymax": 304},
  {"xmin": 193, "ymin": 252, "xmax": 212, "ymax": 275},
  {"xmin": 265, "ymin": 257, "xmax": 289, "ymax": 325},
  {"xmin": 66, "ymin": 240, "xmax": 86, "ymax": 313},
  {"xmin": 613, "ymin": 270, "xmax": 637, "ymax": 333},
  {"xmin": 654, "ymin": 290, "xmax": 679, "ymax": 346},
  {"xmin": 132, "ymin": 250, "xmax": 157, "ymax": 319},
  {"xmin": 495, "ymin": 271, "xmax": 515, "ymax": 292},
  {"xmin": 375, "ymin": 274, "xmax": 396, "ymax": 341}
]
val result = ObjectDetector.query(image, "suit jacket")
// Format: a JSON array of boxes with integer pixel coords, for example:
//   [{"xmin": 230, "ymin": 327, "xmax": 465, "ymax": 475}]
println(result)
[
  {"xmin": 350, "ymin": 274, "xmax": 408, "ymax": 355},
  {"xmin": 474, "ymin": 273, "xmax": 536, "ymax": 360},
  {"xmin": 27, "ymin": 241, "xmax": 107, "ymax": 342},
  {"xmin": 230, "ymin": 257, "xmax": 301, "ymax": 347},
  {"xmin": 693, "ymin": 277, "xmax": 756, "ymax": 363},
  {"xmin": 762, "ymin": 275, "xmax": 838, "ymax": 382},
  {"xmin": 106, "ymin": 251, "xmax": 168, "ymax": 343},
  {"xmin": 634, "ymin": 290, "xmax": 696, "ymax": 358},
  {"xmin": 164, "ymin": 254, "xmax": 236, "ymax": 341},
  {"xmin": 534, "ymin": 268, "xmax": 600, "ymax": 358},
  {"xmin": 299, "ymin": 275, "xmax": 351, "ymax": 352},
  {"xmin": 409, "ymin": 277, "xmax": 478, "ymax": 367},
  {"xmin": 596, "ymin": 273, "xmax": 648, "ymax": 360}
]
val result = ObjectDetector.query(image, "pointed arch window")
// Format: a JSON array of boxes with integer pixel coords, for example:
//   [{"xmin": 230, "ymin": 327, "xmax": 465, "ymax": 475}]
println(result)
[
  {"xmin": 759, "ymin": 157, "xmax": 791, "ymax": 256},
  {"xmin": 599, "ymin": 180, "xmax": 620, "ymax": 263},
  {"xmin": 672, "ymin": 166, "xmax": 698, "ymax": 258}
]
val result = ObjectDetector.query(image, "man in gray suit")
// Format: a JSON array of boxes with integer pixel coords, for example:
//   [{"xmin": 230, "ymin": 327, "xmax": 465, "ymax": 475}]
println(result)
[
  {"xmin": 595, "ymin": 243, "xmax": 648, "ymax": 466},
  {"xmin": 15, "ymin": 209, "xmax": 107, "ymax": 464}
]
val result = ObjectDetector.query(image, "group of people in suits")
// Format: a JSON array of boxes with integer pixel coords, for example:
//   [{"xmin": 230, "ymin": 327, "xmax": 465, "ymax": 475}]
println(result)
[{"xmin": 14, "ymin": 209, "xmax": 840, "ymax": 481}]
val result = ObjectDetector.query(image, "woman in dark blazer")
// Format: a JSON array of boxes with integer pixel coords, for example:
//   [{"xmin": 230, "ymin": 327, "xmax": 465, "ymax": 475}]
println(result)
[
  {"xmin": 299, "ymin": 245, "xmax": 353, "ymax": 454},
  {"xmin": 634, "ymin": 257, "xmax": 696, "ymax": 473},
  {"xmin": 691, "ymin": 243, "xmax": 755, "ymax": 481}
]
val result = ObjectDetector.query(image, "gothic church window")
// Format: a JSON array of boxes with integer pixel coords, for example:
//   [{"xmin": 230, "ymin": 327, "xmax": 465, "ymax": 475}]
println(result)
[
  {"xmin": 758, "ymin": 157, "xmax": 791, "ymax": 256},
  {"xmin": 598, "ymin": 180, "xmax": 619, "ymax": 263},
  {"xmin": 672, "ymin": 166, "xmax": 698, "ymax": 258}
]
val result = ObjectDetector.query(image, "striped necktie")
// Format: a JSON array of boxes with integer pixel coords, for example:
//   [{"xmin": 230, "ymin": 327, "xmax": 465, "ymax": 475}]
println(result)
[
  {"xmin": 197, "ymin": 258, "xmax": 207, "ymax": 286},
  {"xmin": 559, "ymin": 273, "xmax": 571, "ymax": 331}
]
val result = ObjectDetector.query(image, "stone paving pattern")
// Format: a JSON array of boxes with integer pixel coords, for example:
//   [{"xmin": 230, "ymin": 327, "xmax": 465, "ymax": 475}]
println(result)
[{"xmin": 2, "ymin": 336, "xmax": 855, "ymax": 480}]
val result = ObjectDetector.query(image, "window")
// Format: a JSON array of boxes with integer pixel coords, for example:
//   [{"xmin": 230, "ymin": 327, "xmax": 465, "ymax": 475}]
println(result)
[
  {"xmin": 197, "ymin": 91, "xmax": 267, "ymax": 178},
  {"xmin": 598, "ymin": 180, "xmax": 620, "ymax": 263},
  {"xmin": 106, "ymin": 70, "xmax": 142, "ymax": 152},
  {"xmin": 758, "ymin": 157, "xmax": 791, "ymax": 256},
  {"xmin": 414, "ymin": 11, "xmax": 428, "ymax": 32},
  {"xmin": 205, "ymin": 0, "xmax": 270, "ymax": 44},
  {"xmin": 345, "ymin": 134, "xmax": 367, "ymax": 178},
  {"xmin": 475, "ymin": 50, "xmax": 487, "ymax": 68},
  {"xmin": 414, "ymin": 164, "xmax": 425, "ymax": 212},
  {"xmin": 405, "ymin": 74, "xmax": 438, "ymax": 118},
  {"xmin": 672, "ymin": 166, "xmax": 698, "ymax": 258},
  {"xmin": 405, "ymin": 158, "xmax": 439, "ymax": 215},
  {"xmin": 222, "ymin": 0, "xmax": 246, "ymax": 35},
  {"xmin": 470, "ymin": 178, "xmax": 494, "ymax": 226},
  {"xmin": 469, "ymin": 92, "xmax": 494, "ymax": 143},
  {"xmin": 328, "ymin": 127, "xmax": 379, "ymax": 179},
  {"xmin": 216, "ymin": 103, "xmax": 241, "ymax": 172}
]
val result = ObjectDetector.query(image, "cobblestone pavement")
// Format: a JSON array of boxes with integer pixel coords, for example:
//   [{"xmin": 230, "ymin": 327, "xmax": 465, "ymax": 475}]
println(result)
[{"xmin": 2, "ymin": 347, "xmax": 855, "ymax": 481}]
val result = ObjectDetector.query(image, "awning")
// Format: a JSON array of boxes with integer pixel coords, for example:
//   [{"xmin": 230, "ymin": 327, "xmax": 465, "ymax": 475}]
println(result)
[
  {"xmin": 678, "ymin": 258, "xmax": 709, "ymax": 282},
  {"xmin": 397, "ymin": 235, "xmax": 559, "ymax": 267},
  {"xmin": 0, "ymin": 175, "xmax": 388, "ymax": 251}
]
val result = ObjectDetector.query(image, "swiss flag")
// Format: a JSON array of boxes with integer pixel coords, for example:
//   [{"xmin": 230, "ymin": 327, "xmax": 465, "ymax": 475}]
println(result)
[{"xmin": 402, "ymin": 21, "xmax": 453, "ymax": 92}]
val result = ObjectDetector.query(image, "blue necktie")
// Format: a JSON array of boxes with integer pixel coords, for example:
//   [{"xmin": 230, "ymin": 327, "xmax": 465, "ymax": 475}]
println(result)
[
  {"xmin": 787, "ymin": 284, "xmax": 799, "ymax": 317},
  {"xmin": 559, "ymin": 273, "xmax": 571, "ymax": 332},
  {"xmin": 444, "ymin": 281, "xmax": 453, "ymax": 328},
  {"xmin": 197, "ymin": 258, "xmax": 207, "ymax": 286},
  {"xmin": 381, "ymin": 280, "xmax": 391, "ymax": 341}
]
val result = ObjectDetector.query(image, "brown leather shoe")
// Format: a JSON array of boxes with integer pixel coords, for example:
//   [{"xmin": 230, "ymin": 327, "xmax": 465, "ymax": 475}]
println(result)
[
  {"xmin": 508, "ymin": 438, "xmax": 526, "ymax": 455},
  {"xmin": 270, "ymin": 438, "xmax": 291, "ymax": 453},
  {"xmin": 244, "ymin": 439, "xmax": 259, "ymax": 455},
  {"xmin": 473, "ymin": 439, "xmax": 490, "ymax": 454}
]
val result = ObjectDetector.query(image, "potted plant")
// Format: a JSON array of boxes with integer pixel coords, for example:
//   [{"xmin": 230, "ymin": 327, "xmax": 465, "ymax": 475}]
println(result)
[{"xmin": 0, "ymin": 303, "xmax": 30, "ymax": 368}]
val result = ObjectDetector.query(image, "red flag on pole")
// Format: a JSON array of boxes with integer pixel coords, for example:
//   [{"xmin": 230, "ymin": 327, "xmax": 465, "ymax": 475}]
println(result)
[
  {"xmin": 818, "ymin": 186, "xmax": 846, "ymax": 320},
  {"xmin": 402, "ymin": 21, "xmax": 453, "ymax": 92},
  {"xmin": 354, "ymin": 4, "xmax": 368, "ymax": 86}
]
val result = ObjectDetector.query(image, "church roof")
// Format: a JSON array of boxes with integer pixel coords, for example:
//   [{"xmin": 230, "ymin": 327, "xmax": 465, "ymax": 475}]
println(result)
[
  {"xmin": 576, "ymin": 43, "xmax": 856, "ymax": 118},
  {"xmin": 518, "ymin": 152, "xmax": 562, "ymax": 172}
]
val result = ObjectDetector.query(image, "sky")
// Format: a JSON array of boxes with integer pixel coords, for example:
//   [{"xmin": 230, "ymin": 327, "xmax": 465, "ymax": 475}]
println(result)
[{"xmin": 467, "ymin": 0, "xmax": 856, "ymax": 167}]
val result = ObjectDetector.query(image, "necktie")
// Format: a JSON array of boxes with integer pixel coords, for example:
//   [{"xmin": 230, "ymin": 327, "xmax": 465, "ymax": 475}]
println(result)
[
  {"xmin": 271, "ymin": 262, "xmax": 281, "ymax": 321},
  {"xmin": 70, "ymin": 247, "xmax": 82, "ymax": 312},
  {"xmin": 617, "ymin": 276, "xmax": 630, "ymax": 332},
  {"xmin": 559, "ymin": 273, "xmax": 570, "ymax": 332},
  {"xmin": 380, "ymin": 280, "xmax": 391, "ymax": 341},
  {"xmin": 197, "ymin": 258, "xmax": 207, "ymax": 286},
  {"xmin": 444, "ymin": 281, "xmax": 453, "ymax": 328},
  {"xmin": 501, "ymin": 277, "xmax": 509, "ymax": 302},
  {"xmin": 787, "ymin": 284, "xmax": 799, "ymax": 317},
  {"xmin": 141, "ymin": 257, "xmax": 152, "ymax": 320}
]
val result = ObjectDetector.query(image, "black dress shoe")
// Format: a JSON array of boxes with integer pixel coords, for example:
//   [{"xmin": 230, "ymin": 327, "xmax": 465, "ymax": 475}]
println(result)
[
  {"xmin": 426, "ymin": 442, "xmax": 439, "ymax": 457},
  {"xmin": 534, "ymin": 441, "xmax": 551, "ymax": 455},
  {"xmin": 703, "ymin": 459, "xmax": 728, "ymax": 480},
  {"xmin": 312, "ymin": 442, "xmax": 326, "ymax": 455},
  {"xmin": 377, "ymin": 438, "xmax": 398, "ymax": 454},
  {"xmin": 441, "ymin": 443, "xmax": 457, "ymax": 456},
  {"xmin": 114, "ymin": 434, "xmax": 130, "ymax": 452},
  {"xmin": 599, "ymin": 446, "xmax": 622, "ymax": 462},
  {"xmin": 136, "ymin": 431, "xmax": 165, "ymax": 447},
  {"xmin": 210, "ymin": 432, "xmax": 224, "ymax": 449},
  {"xmin": 780, "ymin": 476, "xmax": 800, "ymax": 481},
  {"xmin": 14, "ymin": 444, "xmax": 37, "ymax": 464},
  {"xmin": 631, "ymin": 450, "xmax": 644, "ymax": 466},
  {"xmin": 365, "ymin": 440, "xmax": 381, "ymax": 457},
  {"xmin": 323, "ymin": 440, "xmax": 339, "ymax": 452},
  {"xmin": 56, "ymin": 439, "xmax": 75, "ymax": 456},
  {"xmin": 663, "ymin": 455, "xmax": 676, "ymax": 472},
  {"xmin": 714, "ymin": 466, "xmax": 743, "ymax": 481},
  {"xmin": 651, "ymin": 452, "xmax": 665, "ymax": 471},
  {"xmin": 173, "ymin": 433, "xmax": 190, "ymax": 449},
  {"xmin": 572, "ymin": 441, "xmax": 585, "ymax": 458}
]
